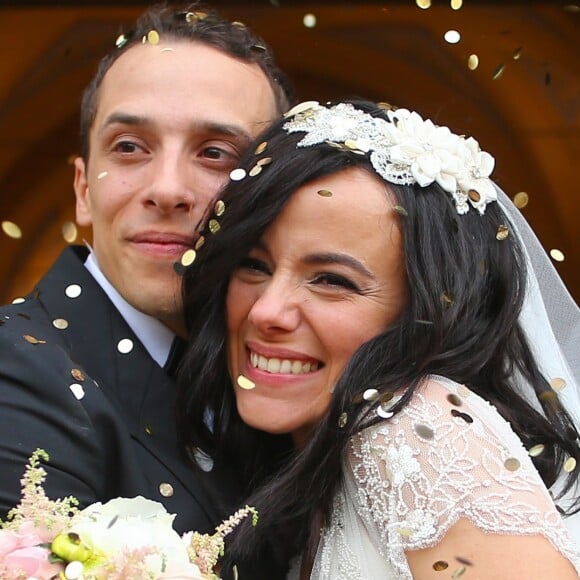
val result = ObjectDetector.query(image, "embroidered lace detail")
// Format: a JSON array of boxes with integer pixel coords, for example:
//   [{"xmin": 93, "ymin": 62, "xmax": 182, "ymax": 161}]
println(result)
[{"xmin": 308, "ymin": 376, "xmax": 580, "ymax": 579}]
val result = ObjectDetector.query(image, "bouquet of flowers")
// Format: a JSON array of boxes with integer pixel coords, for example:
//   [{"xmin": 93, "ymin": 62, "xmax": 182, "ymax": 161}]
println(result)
[{"xmin": 0, "ymin": 449, "xmax": 257, "ymax": 579}]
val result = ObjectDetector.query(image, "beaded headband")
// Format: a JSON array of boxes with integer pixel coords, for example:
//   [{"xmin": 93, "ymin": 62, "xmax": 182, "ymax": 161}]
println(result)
[{"xmin": 283, "ymin": 101, "xmax": 497, "ymax": 215}]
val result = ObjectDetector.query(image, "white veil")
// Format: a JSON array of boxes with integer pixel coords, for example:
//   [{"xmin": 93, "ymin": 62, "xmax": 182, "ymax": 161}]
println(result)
[{"xmin": 496, "ymin": 185, "xmax": 580, "ymax": 542}]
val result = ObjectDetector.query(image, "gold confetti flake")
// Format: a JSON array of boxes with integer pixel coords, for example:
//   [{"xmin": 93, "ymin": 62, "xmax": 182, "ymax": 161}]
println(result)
[
  {"xmin": 338, "ymin": 412, "xmax": 348, "ymax": 428},
  {"xmin": 147, "ymin": 30, "xmax": 160, "ymax": 45},
  {"xmin": 2, "ymin": 221, "xmax": 22, "ymax": 239},
  {"xmin": 442, "ymin": 293, "xmax": 454, "ymax": 305},
  {"xmin": 496, "ymin": 225, "xmax": 509, "ymax": 240},
  {"xmin": 467, "ymin": 189, "xmax": 481, "ymax": 203},
  {"xmin": 444, "ymin": 30, "xmax": 461, "ymax": 44},
  {"xmin": 185, "ymin": 11, "xmax": 208, "ymax": 23},
  {"xmin": 467, "ymin": 54, "xmax": 479, "ymax": 70},
  {"xmin": 214, "ymin": 200, "xmax": 226, "ymax": 216},
  {"xmin": 115, "ymin": 34, "xmax": 127, "ymax": 48},
  {"xmin": 229, "ymin": 168, "xmax": 247, "ymax": 181},
  {"xmin": 160, "ymin": 47, "xmax": 175, "ymax": 53},
  {"xmin": 549, "ymin": 249, "xmax": 565, "ymax": 262},
  {"xmin": 159, "ymin": 482, "xmax": 174, "ymax": 497},
  {"xmin": 377, "ymin": 404, "xmax": 394, "ymax": 420},
  {"xmin": 493, "ymin": 64, "xmax": 506, "ymax": 80},
  {"xmin": 12, "ymin": 297, "xmax": 25, "ymax": 305},
  {"xmin": 451, "ymin": 409, "xmax": 473, "ymax": 423},
  {"xmin": 144, "ymin": 426, "xmax": 153, "ymax": 435},
  {"xmin": 251, "ymin": 44, "xmax": 267, "ymax": 53},
  {"xmin": 447, "ymin": 394, "xmax": 463, "ymax": 407},
  {"xmin": 564, "ymin": 457, "xmax": 577, "ymax": 472},
  {"xmin": 504, "ymin": 457, "xmax": 521, "ymax": 472},
  {"xmin": 457, "ymin": 384, "xmax": 471, "ymax": 398},
  {"xmin": 450, "ymin": 0, "xmax": 463, "ymax": 9},
  {"xmin": 62, "ymin": 221, "xmax": 78, "ymax": 243},
  {"xmin": 209, "ymin": 219, "xmax": 221, "ymax": 234},
  {"xmin": 231, "ymin": 21, "xmax": 246, "ymax": 28},
  {"xmin": 550, "ymin": 377, "xmax": 567, "ymax": 391},
  {"xmin": 393, "ymin": 205, "xmax": 408, "ymax": 217},
  {"xmin": 397, "ymin": 528, "xmax": 412, "ymax": 536},
  {"xmin": 255, "ymin": 141, "xmax": 268, "ymax": 155},
  {"xmin": 363, "ymin": 388, "xmax": 380, "ymax": 401},
  {"xmin": 513, "ymin": 191, "xmax": 529, "ymax": 208},
  {"xmin": 180, "ymin": 249, "xmax": 196, "ymax": 267},
  {"xmin": 432, "ymin": 561, "xmax": 449, "ymax": 571},
  {"xmin": 414, "ymin": 423, "xmax": 435, "ymax": 440},
  {"xmin": 71, "ymin": 368, "xmax": 85, "ymax": 381},
  {"xmin": 236, "ymin": 375, "xmax": 256, "ymax": 390},
  {"xmin": 97, "ymin": 171, "xmax": 108, "ymax": 180},
  {"xmin": 23, "ymin": 335, "xmax": 46, "ymax": 345},
  {"xmin": 303, "ymin": 13, "xmax": 317, "ymax": 28},
  {"xmin": 117, "ymin": 338, "xmax": 134, "ymax": 354},
  {"xmin": 528, "ymin": 444, "xmax": 545, "ymax": 457},
  {"xmin": 257, "ymin": 157, "xmax": 273, "ymax": 167},
  {"xmin": 415, "ymin": 319, "xmax": 434, "ymax": 325},
  {"xmin": 249, "ymin": 165, "xmax": 263, "ymax": 177},
  {"xmin": 377, "ymin": 102, "xmax": 396, "ymax": 112},
  {"xmin": 513, "ymin": 46, "xmax": 523, "ymax": 60},
  {"xmin": 52, "ymin": 318, "xmax": 69, "ymax": 330},
  {"xmin": 451, "ymin": 567, "xmax": 466, "ymax": 579},
  {"xmin": 194, "ymin": 236, "xmax": 205, "ymax": 250},
  {"xmin": 284, "ymin": 101, "xmax": 319, "ymax": 118},
  {"xmin": 317, "ymin": 189, "xmax": 333, "ymax": 198},
  {"xmin": 416, "ymin": 0, "xmax": 432, "ymax": 9}
]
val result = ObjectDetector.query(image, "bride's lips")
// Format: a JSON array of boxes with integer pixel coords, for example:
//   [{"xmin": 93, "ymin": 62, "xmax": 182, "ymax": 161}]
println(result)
[{"xmin": 129, "ymin": 232, "xmax": 192, "ymax": 257}]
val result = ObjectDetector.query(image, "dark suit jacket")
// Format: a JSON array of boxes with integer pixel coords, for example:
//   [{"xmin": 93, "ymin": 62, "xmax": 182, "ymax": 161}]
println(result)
[{"xmin": 0, "ymin": 246, "xmax": 270, "ymax": 575}]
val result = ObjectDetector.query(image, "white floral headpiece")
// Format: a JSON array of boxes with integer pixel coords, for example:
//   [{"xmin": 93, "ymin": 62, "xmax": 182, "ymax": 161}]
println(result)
[{"xmin": 282, "ymin": 101, "xmax": 497, "ymax": 215}]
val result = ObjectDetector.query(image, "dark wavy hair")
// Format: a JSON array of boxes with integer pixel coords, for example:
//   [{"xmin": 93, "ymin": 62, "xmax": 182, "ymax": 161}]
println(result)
[
  {"xmin": 177, "ymin": 99, "xmax": 580, "ymax": 570},
  {"xmin": 79, "ymin": 1, "xmax": 294, "ymax": 163}
]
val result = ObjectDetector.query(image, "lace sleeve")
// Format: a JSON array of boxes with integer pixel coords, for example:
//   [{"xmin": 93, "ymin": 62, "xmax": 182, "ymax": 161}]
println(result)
[{"xmin": 337, "ymin": 376, "xmax": 580, "ymax": 578}]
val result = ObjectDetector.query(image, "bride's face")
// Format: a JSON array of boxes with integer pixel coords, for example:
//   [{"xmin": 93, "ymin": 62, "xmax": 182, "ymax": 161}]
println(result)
[{"xmin": 226, "ymin": 167, "xmax": 407, "ymax": 447}]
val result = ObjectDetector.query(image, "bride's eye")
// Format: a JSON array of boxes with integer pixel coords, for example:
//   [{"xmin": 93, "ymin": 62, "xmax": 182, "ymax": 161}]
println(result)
[
  {"xmin": 237, "ymin": 257, "xmax": 271, "ymax": 276},
  {"xmin": 310, "ymin": 273, "xmax": 360, "ymax": 292}
]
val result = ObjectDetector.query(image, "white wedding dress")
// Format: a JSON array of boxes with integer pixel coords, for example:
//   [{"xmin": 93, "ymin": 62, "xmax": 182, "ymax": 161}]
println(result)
[{"xmin": 289, "ymin": 376, "xmax": 580, "ymax": 579}]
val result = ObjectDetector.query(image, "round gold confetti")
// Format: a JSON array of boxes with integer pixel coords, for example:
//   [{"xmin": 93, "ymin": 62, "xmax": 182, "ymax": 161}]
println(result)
[
  {"xmin": 71, "ymin": 368, "xmax": 85, "ymax": 382},
  {"xmin": 550, "ymin": 377, "xmax": 567, "ymax": 391},
  {"xmin": 549, "ymin": 249, "xmax": 565, "ymax": 262},
  {"xmin": 115, "ymin": 34, "xmax": 127, "ymax": 48},
  {"xmin": 504, "ymin": 457, "xmax": 521, "ymax": 472},
  {"xmin": 451, "ymin": 567, "xmax": 466, "ymax": 579},
  {"xmin": 433, "ymin": 561, "xmax": 449, "ymax": 571},
  {"xmin": 397, "ymin": 528, "xmax": 412, "ymax": 536},
  {"xmin": 180, "ymin": 249, "xmax": 197, "ymax": 267},
  {"xmin": 257, "ymin": 157, "xmax": 273, "ymax": 167},
  {"xmin": 229, "ymin": 168, "xmax": 247, "ymax": 181},
  {"xmin": 338, "ymin": 412, "xmax": 348, "ymax": 428},
  {"xmin": 496, "ymin": 225, "xmax": 509, "ymax": 240},
  {"xmin": 236, "ymin": 375, "xmax": 256, "ymax": 390},
  {"xmin": 377, "ymin": 405, "xmax": 394, "ymax": 420},
  {"xmin": 467, "ymin": 189, "xmax": 481, "ymax": 203},
  {"xmin": 393, "ymin": 205, "xmax": 408, "ymax": 217},
  {"xmin": 97, "ymin": 170, "xmax": 108, "ymax": 180},
  {"xmin": 255, "ymin": 141, "xmax": 268, "ymax": 155},
  {"xmin": 2, "ymin": 221, "xmax": 22, "ymax": 239},
  {"xmin": 564, "ymin": 457, "xmax": 577, "ymax": 472},
  {"xmin": 61, "ymin": 221, "xmax": 78, "ymax": 243},
  {"xmin": 467, "ymin": 54, "xmax": 479, "ymax": 70},
  {"xmin": 317, "ymin": 189, "xmax": 333, "ymax": 198},
  {"xmin": 52, "ymin": 318, "xmax": 69, "ymax": 330},
  {"xmin": 249, "ymin": 165, "xmax": 263, "ymax": 177},
  {"xmin": 214, "ymin": 200, "xmax": 226, "ymax": 216},
  {"xmin": 284, "ymin": 100, "xmax": 319, "ymax": 118},
  {"xmin": 444, "ymin": 30, "xmax": 461, "ymax": 44},
  {"xmin": 117, "ymin": 338, "xmax": 134, "ymax": 354},
  {"xmin": 450, "ymin": 0, "xmax": 463, "ymax": 9},
  {"xmin": 363, "ymin": 388, "xmax": 380, "ymax": 401},
  {"xmin": 159, "ymin": 482, "xmax": 174, "ymax": 497},
  {"xmin": 416, "ymin": 0, "xmax": 432, "ymax": 8},
  {"xmin": 528, "ymin": 444, "xmax": 545, "ymax": 457},
  {"xmin": 209, "ymin": 219, "xmax": 221, "ymax": 234},
  {"xmin": 65, "ymin": 284, "xmax": 82, "ymax": 298},
  {"xmin": 24, "ymin": 334, "xmax": 46, "ymax": 345},
  {"xmin": 12, "ymin": 297, "xmax": 25, "ymax": 305},
  {"xmin": 513, "ymin": 191, "xmax": 529, "ymax": 209},
  {"xmin": 303, "ymin": 13, "xmax": 317, "ymax": 28},
  {"xmin": 69, "ymin": 383, "xmax": 85, "ymax": 400},
  {"xmin": 65, "ymin": 561, "xmax": 84, "ymax": 580},
  {"xmin": 194, "ymin": 236, "xmax": 205, "ymax": 250},
  {"xmin": 147, "ymin": 30, "xmax": 160, "ymax": 45},
  {"xmin": 414, "ymin": 423, "xmax": 435, "ymax": 440},
  {"xmin": 513, "ymin": 46, "xmax": 523, "ymax": 60},
  {"xmin": 447, "ymin": 394, "xmax": 463, "ymax": 407},
  {"xmin": 492, "ymin": 64, "xmax": 506, "ymax": 80}
]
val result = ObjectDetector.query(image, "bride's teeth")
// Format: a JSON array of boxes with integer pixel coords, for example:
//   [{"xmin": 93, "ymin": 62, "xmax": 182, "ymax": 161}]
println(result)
[
  {"xmin": 310, "ymin": 362, "xmax": 318, "ymax": 372},
  {"xmin": 257, "ymin": 355, "xmax": 269, "ymax": 371},
  {"xmin": 267, "ymin": 358, "xmax": 281, "ymax": 373},
  {"xmin": 291, "ymin": 360, "xmax": 303, "ymax": 374},
  {"xmin": 280, "ymin": 360, "xmax": 292, "ymax": 373},
  {"xmin": 303, "ymin": 362, "xmax": 311, "ymax": 373}
]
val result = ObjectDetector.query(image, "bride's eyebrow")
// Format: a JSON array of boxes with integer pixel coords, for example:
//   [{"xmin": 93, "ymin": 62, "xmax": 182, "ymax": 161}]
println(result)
[{"xmin": 303, "ymin": 252, "xmax": 374, "ymax": 279}]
